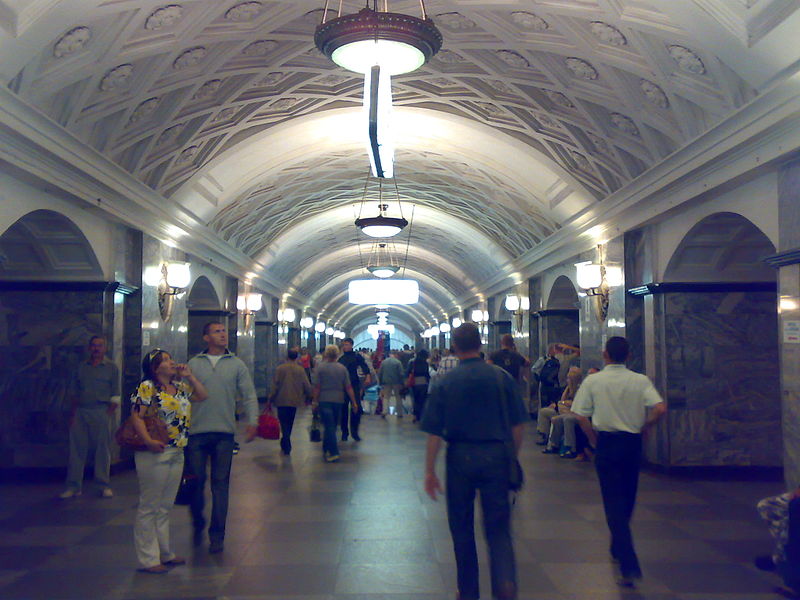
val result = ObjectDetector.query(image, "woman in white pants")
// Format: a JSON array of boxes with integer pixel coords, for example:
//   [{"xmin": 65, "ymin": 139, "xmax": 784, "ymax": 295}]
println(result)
[{"xmin": 130, "ymin": 349, "xmax": 207, "ymax": 573}]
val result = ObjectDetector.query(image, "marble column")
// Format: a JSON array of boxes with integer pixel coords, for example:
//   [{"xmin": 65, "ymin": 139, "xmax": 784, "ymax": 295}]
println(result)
[{"xmin": 773, "ymin": 157, "xmax": 800, "ymax": 487}]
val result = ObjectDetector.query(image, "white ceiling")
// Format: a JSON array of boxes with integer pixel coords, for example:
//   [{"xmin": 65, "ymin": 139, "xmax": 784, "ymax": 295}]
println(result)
[{"xmin": 1, "ymin": 0, "xmax": 798, "ymax": 332}]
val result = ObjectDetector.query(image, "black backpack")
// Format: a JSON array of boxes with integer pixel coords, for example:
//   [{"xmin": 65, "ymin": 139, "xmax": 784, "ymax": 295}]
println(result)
[{"xmin": 539, "ymin": 358, "xmax": 560, "ymax": 387}]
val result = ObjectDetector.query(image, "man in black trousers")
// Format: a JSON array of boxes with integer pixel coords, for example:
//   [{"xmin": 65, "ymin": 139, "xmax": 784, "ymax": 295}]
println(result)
[
  {"xmin": 571, "ymin": 336, "xmax": 666, "ymax": 587},
  {"xmin": 422, "ymin": 323, "xmax": 527, "ymax": 600}
]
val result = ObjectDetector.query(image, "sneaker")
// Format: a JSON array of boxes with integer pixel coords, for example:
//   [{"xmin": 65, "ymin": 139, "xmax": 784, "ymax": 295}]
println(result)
[
  {"xmin": 58, "ymin": 489, "xmax": 81, "ymax": 499},
  {"xmin": 560, "ymin": 450, "xmax": 578, "ymax": 459},
  {"xmin": 325, "ymin": 453, "xmax": 340, "ymax": 463},
  {"xmin": 100, "ymin": 488, "xmax": 114, "ymax": 498},
  {"xmin": 232, "ymin": 442, "xmax": 240, "ymax": 455}
]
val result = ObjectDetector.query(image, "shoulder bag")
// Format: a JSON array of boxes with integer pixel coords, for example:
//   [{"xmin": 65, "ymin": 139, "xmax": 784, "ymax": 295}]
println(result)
[
  {"xmin": 494, "ymin": 367, "xmax": 524, "ymax": 491},
  {"xmin": 115, "ymin": 398, "xmax": 169, "ymax": 451}
]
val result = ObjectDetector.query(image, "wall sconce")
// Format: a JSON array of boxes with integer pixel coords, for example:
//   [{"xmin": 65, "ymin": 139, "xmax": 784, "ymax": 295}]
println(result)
[
  {"xmin": 452, "ymin": 317, "xmax": 463, "ymax": 328},
  {"xmin": 504, "ymin": 294, "xmax": 530, "ymax": 331},
  {"xmin": 277, "ymin": 308, "xmax": 296, "ymax": 324},
  {"xmin": 315, "ymin": 320, "xmax": 326, "ymax": 334},
  {"xmin": 325, "ymin": 326, "xmax": 335, "ymax": 336},
  {"xmin": 439, "ymin": 322, "xmax": 451, "ymax": 334},
  {"xmin": 143, "ymin": 261, "xmax": 191, "ymax": 321},
  {"xmin": 300, "ymin": 316, "xmax": 314, "ymax": 329},
  {"xmin": 575, "ymin": 261, "xmax": 623, "ymax": 322},
  {"xmin": 471, "ymin": 309, "xmax": 489, "ymax": 323},
  {"xmin": 236, "ymin": 293, "xmax": 262, "ymax": 328}
]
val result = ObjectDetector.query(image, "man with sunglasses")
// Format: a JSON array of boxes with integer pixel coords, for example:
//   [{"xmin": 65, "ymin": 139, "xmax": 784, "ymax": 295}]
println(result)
[{"xmin": 186, "ymin": 322, "xmax": 259, "ymax": 554}]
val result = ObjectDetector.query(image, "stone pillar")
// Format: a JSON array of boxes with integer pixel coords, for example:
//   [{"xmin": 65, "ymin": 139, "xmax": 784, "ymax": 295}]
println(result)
[{"xmin": 773, "ymin": 158, "xmax": 800, "ymax": 487}]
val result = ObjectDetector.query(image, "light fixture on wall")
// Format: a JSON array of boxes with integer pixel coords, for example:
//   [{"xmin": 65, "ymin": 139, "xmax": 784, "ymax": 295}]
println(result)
[
  {"xmin": 277, "ymin": 307, "xmax": 296, "ymax": 324},
  {"xmin": 236, "ymin": 292, "xmax": 263, "ymax": 328},
  {"xmin": 300, "ymin": 316, "xmax": 315, "ymax": 329},
  {"xmin": 505, "ymin": 294, "xmax": 530, "ymax": 332},
  {"xmin": 439, "ymin": 322, "xmax": 451, "ymax": 333},
  {"xmin": 326, "ymin": 327, "xmax": 335, "ymax": 336},
  {"xmin": 575, "ymin": 257, "xmax": 623, "ymax": 322},
  {"xmin": 471, "ymin": 309, "xmax": 489, "ymax": 323},
  {"xmin": 452, "ymin": 317, "xmax": 463, "ymax": 328},
  {"xmin": 143, "ymin": 261, "xmax": 191, "ymax": 321},
  {"xmin": 315, "ymin": 320, "xmax": 326, "ymax": 334}
]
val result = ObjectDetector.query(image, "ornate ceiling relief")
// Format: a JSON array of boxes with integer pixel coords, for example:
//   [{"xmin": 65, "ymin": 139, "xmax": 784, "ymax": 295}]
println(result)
[
  {"xmin": 145, "ymin": 5, "xmax": 183, "ymax": 31},
  {"xmin": 5, "ymin": 0, "xmax": 773, "ymax": 308},
  {"xmin": 53, "ymin": 27, "xmax": 91, "ymax": 58},
  {"xmin": 99, "ymin": 64, "xmax": 133, "ymax": 91}
]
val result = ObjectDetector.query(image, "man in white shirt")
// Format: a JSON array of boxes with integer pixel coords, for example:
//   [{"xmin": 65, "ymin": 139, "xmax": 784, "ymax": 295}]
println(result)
[{"xmin": 571, "ymin": 336, "xmax": 666, "ymax": 587}]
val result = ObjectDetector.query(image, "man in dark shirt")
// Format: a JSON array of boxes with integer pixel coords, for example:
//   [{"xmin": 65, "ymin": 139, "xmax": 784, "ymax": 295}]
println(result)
[
  {"xmin": 338, "ymin": 337, "xmax": 371, "ymax": 442},
  {"xmin": 489, "ymin": 334, "xmax": 529, "ymax": 381},
  {"xmin": 422, "ymin": 323, "xmax": 527, "ymax": 600}
]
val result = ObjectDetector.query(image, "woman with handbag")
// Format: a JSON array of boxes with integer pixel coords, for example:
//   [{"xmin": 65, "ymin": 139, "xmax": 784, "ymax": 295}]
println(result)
[
  {"xmin": 130, "ymin": 349, "xmax": 208, "ymax": 573},
  {"xmin": 407, "ymin": 348, "xmax": 430, "ymax": 424}
]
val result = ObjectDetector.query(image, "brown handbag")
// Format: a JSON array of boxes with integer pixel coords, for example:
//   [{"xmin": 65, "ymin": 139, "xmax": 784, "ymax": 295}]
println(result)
[{"xmin": 115, "ymin": 402, "xmax": 170, "ymax": 451}]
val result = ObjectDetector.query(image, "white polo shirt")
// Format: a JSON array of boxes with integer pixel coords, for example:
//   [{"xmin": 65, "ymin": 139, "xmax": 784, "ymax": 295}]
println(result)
[{"xmin": 571, "ymin": 364, "xmax": 664, "ymax": 433}]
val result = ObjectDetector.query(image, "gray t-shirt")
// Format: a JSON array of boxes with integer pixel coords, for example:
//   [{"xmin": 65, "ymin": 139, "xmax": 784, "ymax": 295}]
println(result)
[
  {"xmin": 312, "ymin": 361, "xmax": 350, "ymax": 404},
  {"xmin": 73, "ymin": 359, "xmax": 120, "ymax": 408}
]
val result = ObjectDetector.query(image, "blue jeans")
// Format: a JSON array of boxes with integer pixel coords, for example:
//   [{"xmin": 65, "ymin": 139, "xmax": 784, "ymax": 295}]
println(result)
[
  {"xmin": 319, "ymin": 402, "xmax": 341, "ymax": 457},
  {"xmin": 446, "ymin": 442, "xmax": 516, "ymax": 600},
  {"xmin": 184, "ymin": 432, "xmax": 235, "ymax": 543}
]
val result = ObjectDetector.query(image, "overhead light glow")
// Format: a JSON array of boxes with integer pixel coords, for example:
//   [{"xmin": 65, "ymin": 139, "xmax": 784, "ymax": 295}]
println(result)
[
  {"xmin": 368, "ymin": 266, "xmax": 399, "ymax": 279},
  {"xmin": 348, "ymin": 279, "xmax": 419, "ymax": 305}
]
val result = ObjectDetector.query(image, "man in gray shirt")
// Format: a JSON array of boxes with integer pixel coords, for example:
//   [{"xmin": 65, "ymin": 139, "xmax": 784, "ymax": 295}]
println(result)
[
  {"xmin": 378, "ymin": 350, "xmax": 405, "ymax": 418},
  {"xmin": 60, "ymin": 335, "xmax": 120, "ymax": 499},
  {"xmin": 186, "ymin": 321, "xmax": 259, "ymax": 554}
]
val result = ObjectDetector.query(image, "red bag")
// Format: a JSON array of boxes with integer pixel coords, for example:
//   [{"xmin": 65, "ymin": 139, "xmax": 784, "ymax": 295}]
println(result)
[{"xmin": 257, "ymin": 407, "xmax": 280, "ymax": 440}]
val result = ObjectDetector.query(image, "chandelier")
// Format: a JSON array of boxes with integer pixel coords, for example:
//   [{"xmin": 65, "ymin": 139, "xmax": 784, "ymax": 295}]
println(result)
[
  {"xmin": 315, "ymin": 1, "xmax": 442, "ymax": 76},
  {"xmin": 355, "ymin": 175, "xmax": 408, "ymax": 237},
  {"xmin": 366, "ymin": 242, "xmax": 400, "ymax": 278}
]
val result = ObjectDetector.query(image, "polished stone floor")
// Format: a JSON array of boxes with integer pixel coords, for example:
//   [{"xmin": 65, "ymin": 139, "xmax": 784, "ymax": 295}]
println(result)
[{"xmin": 0, "ymin": 409, "xmax": 788, "ymax": 600}]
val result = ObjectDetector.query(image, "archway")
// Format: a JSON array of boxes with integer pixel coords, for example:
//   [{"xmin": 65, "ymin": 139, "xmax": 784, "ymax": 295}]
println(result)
[
  {"xmin": 0, "ymin": 210, "xmax": 106, "ymax": 469},
  {"xmin": 186, "ymin": 275, "xmax": 222, "ymax": 358},
  {"xmin": 661, "ymin": 212, "xmax": 778, "ymax": 467}
]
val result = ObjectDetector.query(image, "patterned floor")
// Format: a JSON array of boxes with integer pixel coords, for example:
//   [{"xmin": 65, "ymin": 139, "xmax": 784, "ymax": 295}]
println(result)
[{"xmin": 0, "ymin": 409, "xmax": 787, "ymax": 600}]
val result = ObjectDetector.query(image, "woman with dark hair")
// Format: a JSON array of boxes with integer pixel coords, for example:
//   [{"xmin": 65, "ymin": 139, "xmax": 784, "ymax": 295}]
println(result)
[
  {"xmin": 130, "ymin": 349, "xmax": 207, "ymax": 573},
  {"xmin": 407, "ymin": 348, "xmax": 431, "ymax": 423}
]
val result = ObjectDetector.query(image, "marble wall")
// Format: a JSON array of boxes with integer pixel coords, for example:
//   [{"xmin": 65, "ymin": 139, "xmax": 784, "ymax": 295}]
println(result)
[
  {"xmin": 0, "ymin": 287, "xmax": 105, "ymax": 468},
  {"xmin": 661, "ymin": 290, "xmax": 781, "ymax": 467}
]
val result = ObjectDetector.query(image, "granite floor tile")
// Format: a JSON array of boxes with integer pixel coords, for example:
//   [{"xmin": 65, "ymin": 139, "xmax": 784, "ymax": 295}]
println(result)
[
  {"xmin": 334, "ymin": 563, "xmax": 446, "ymax": 595},
  {"xmin": 225, "ymin": 565, "xmax": 339, "ymax": 595}
]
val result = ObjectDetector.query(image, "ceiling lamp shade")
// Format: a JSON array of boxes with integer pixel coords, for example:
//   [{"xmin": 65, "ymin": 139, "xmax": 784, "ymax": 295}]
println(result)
[
  {"xmin": 315, "ymin": 5, "xmax": 442, "ymax": 76},
  {"xmin": 348, "ymin": 279, "xmax": 419, "ymax": 305},
  {"xmin": 368, "ymin": 265, "xmax": 399, "ymax": 279},
  {"xmin": 315, "ymin": 321, "xmax": 326, "ymax": 333},
  {"xmin": 356, "ymin": 211, "xmax": 408, "ymax": 238}
]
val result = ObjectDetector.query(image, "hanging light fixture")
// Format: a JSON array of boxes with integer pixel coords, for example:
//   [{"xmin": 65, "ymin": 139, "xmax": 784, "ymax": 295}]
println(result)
[
  {"xmin": 315, "ymin": 1, "xmax": 442, "ymax": 76},
  {"xmin": 355, "ymin": 176, "xmax": 408, "ymax": 237},
  {"xmin": 366, "ymin": 241, "xmax": 401, "ymax": 278}
]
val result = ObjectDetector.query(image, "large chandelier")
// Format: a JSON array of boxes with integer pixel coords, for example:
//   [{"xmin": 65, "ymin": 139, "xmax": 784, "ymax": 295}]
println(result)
[
  {"xmin": 315, "ymin": 2, "xmax": 442, "ymax": 76},
  {"xmin": 316, "ymin": 1, "xmax": 442, "ymax": 179}
]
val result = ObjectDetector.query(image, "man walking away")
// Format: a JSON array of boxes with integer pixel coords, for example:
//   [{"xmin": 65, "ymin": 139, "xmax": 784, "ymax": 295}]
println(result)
[
  {"xmin": 186, "ymin": 322, "xmax": 259, "ymax": 554},
  {"xmin": 377, "ymin": 350, "xmax": 405, "ymax": 418},
  {"xmin": 535, "ymin": 345, "xmax": 561, "ymax": 444},
  {"xmin": 61, "ymin": 335, "xmax": 120, "ymax": 499},
  {"xmin": 337, "ymin": 337, "xmax": 371, "ymax": 441},
  {"xmin": 271, "ymin": 348, "xmax": 313, "ymax": 455},
  {"xmin": 571, "ymin": 336, "xmax": 666, "ymax": 587},
  {"xmin": 422, "ymin": 323, "xmax": 527, "ymax": 600}
]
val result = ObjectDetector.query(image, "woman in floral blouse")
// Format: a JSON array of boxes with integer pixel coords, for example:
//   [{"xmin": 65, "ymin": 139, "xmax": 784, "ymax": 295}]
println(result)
[{"xmin": 130, "ymin": 348, "xmax": 207, "ymax": 573}]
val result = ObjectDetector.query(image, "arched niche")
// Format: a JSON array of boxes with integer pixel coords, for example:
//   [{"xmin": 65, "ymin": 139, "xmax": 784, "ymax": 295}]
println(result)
[
  {"xmin": 546, "ymin": 275, "xmax": 579, "ymax": 309},
  {"xmin": 0, "ymin": 209, "xmax": 103, "ymax": 280},
  {"xmin": 664, "ymin": 212, "xmax": 776, "ymax": 282},
  {"xmin": 186, "ymin": 275, "xmax": 225, "ymax": 358}
]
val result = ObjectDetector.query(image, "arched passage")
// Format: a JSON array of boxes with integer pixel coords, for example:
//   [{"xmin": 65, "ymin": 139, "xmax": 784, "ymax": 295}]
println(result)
[
  {"xmin": 0, "ymin": 210, "xmax": 108, "ymax": 469},
  {"xmin": 186, "ymin": 275, "xmax": 223, "ymax": 358},
  {"xmin": 659, "ymin": 212, "xmax": 779, "ymax": 467}
]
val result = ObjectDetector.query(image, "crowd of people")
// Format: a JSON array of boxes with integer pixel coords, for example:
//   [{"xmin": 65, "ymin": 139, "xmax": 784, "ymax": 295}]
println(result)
[{"xmin": 58, "ymin": 323, "xmax": 799, "ymax": 597}]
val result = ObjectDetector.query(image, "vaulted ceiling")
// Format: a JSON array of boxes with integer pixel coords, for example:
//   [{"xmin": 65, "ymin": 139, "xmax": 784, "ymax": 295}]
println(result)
[{"xmin": 1, "ymin": 0, "xmax": 798, "ymax": 336}]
